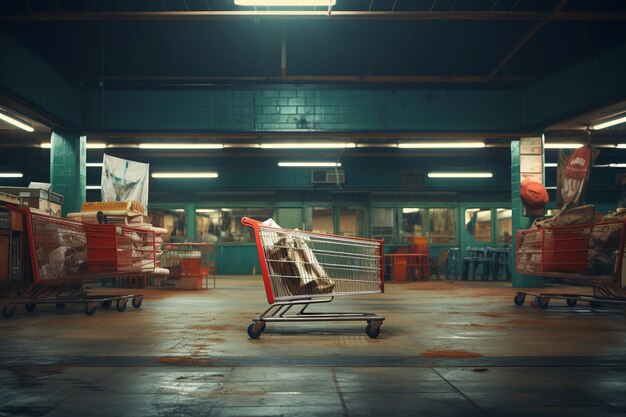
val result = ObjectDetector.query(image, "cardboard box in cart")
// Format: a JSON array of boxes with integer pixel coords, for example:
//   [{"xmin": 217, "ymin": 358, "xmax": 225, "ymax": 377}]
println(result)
[{"xmin": 0, "ymin": 187, "xmax": 63, "ymax": 217}]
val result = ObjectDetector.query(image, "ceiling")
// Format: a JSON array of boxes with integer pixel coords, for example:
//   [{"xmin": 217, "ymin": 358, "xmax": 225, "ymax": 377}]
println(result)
[{"xmin": 1, "ymin": 0, "xmax": 625, "ymax": 88}]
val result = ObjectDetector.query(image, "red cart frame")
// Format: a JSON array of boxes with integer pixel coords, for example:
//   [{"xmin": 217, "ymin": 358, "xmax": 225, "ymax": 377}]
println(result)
[
  {"xmin": 242, "ymin": 217, "xmax": 385, "ymax": 339},
  {"xmin": 1, "ymin": 208, "xmax": 155, "ymax": 318}
]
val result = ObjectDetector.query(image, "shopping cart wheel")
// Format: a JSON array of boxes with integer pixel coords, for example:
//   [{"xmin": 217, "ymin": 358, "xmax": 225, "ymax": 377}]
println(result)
[
  {"xmin": 513, "ymin": 294, "xmax": 525, "ymax": 306},
  {"xmin": 365, "ymin": 322, "xmax": 381, "ymax": 339},
  {"xmin": 24, "ymin": 303, "xmax": 36, "ymax": 313},
  {"xmin": 567, "ymin": 299, "xmax": 577, "ymax": 307},
  {"xmin": 247, "ymin": 323, "xmax": 265, "ymax": 339},
  {"xmin": 116, "ymin": 299, "xmax": 127, "ymax": 312},
  {"xmin": 100, "ymin": 300, "xmax": 112, "ymax": 309},
  {"xmin": 84, "ymin": 304, "xmax": 96, "ymax": 316},
  {"xmin": 56, "ymin": 302, "xmax": 66, "ymax": 309},
  {"xmin": 535, "ymin": 296, "xmax": 549, "ymax": 310},
  {"xmin": 2, "ymin": 305, "xmax": 16, "ymax": 319},
  {"xmin": 131, "ymin": 297, "xmax": 143, "ymax": 309},
  {"xmin": 590, "ymin": 301, "xmax": 604, "ymax": 308}
]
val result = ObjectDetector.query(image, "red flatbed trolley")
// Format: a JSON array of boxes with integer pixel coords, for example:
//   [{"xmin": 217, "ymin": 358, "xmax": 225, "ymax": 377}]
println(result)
[
  {"xmin": 1, "ymin": 208, "xmax": 155, "ymax": 318},
  {"xmin": 514, "ymin": 219, "xmax": 626, "ymax": 310},
  {"xmin": 242, "ymin": 217, "xmax": 385, "ymax": 339}
]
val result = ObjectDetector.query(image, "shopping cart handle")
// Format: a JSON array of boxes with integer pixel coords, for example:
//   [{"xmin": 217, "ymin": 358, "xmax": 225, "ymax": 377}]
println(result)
[{"xmin": 241, "ymin": 217, "xmax": 262, "ymax": 228}]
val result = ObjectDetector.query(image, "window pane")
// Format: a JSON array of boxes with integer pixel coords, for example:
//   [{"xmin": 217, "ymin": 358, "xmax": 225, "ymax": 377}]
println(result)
[
  {"xmin": 371, "ymin": 208, "xmax": 396, "ymax": 243},
  {"xmin": 401, "ymin": 208, "xmax": 426, "ymax": 243},
  {"xmin": 312, "ymin": 207, "xmax": 333, "ymax": 234},
  {"xmin": 219, "ymin": 208, "xmax": 246, "ymax": 242},
  {"xmin": 195, "ymin": 209, "xmax": 220, "ymax": 243},
  {"xmin": 496, "ymin": 208, "xmax": 513, "ymax": 244},
  {"xmin": 429, "ymin": 208, "xmax": 457, "ymax": 244},
  {"xmin": 339, "ymin": 207, "xmax": 364, "ymax": 237},
  {"xmin": 465, "ymin": 208, "xmax": 491, "ymax": 243},
  {"xmin": 148, "ymin": 209, "xmax": 187, "ymax": 243}
]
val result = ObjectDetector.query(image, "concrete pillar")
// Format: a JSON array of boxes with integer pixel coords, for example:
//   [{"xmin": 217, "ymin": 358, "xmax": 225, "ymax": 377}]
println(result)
[
  {"xmin": 49, "ymin": 131, "xmax": 86, "ymax": 217},
  {"xmin": 511, "ymin": 139, "xmax": 545, "ymax": 287},
  {"xmin": 185, "ymin": 202, "xmax": 195, "ymax": 241}
]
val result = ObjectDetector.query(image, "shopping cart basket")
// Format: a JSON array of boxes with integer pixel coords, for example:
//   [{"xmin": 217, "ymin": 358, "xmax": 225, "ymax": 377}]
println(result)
[
  {"xmin": 1, "ymin": 208, "xmax": 154, "ymax": 318},
  {"xmin": 242, "ymin": 217, "xmax": 385, "ymax": 339},
  {"xmin": 513, "ymin": 219, "xmax": 626, "ymax": 310}
]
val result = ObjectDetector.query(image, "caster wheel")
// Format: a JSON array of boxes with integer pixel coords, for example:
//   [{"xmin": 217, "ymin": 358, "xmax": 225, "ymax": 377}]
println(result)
[
  {"xmin": 55, "ymin": 302, "xmax": 66, "ymax": 309},
  {"xmin": 100, "ymin": 300, "xmax": 112, "ymax": 309},
  {"xmin": 365, "ymin": 323, "xmax": 381, "ymax": 339},
  {"xmin": 84, "ymin": 304, "xmax": 96, "ymax": 316},
  {"xmin": 536, "ymin": 297, "xmax": 549, "ymax": 310},
  {"xmin": 131, "ymin": 297, "xmax": 143, "ymax": 309},
  {"xmin": 514, "ymin": 294, "xmax": 525, "ymax": 306},
  {"xmin": 116, "ymin": 300, "xmax": 127, "ymax": 312},
  {"xmin": 247, "ymin": 323, "xmax": 265, "ymax": 339},
  {"xmin": 590, "ymin": 301, "xmax": 603, "ymax": 308},
  {"xmin": 2, "ymin": 305, "xmax": 16, "ymax": 319},
  {"xmin": 24, "ymin": 303, "xmax": 36, "ymax": 313},
  {"xmin": 567, "ymin": 299, "xmax": 577, "ymax": 307}
]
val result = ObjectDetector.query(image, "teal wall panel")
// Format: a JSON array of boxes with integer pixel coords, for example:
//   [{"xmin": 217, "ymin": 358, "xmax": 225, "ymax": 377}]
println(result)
[
  {"xmin": 81, "ymin": 88, "xmax": 523, "ymax": 132},
  {"xmin": 217, "ymin": 245, "xmax": 261, "ymax": 275}
]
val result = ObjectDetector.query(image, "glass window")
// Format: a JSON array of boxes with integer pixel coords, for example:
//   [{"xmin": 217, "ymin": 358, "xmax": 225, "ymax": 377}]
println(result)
[
  {"xmin": 401, "ymin": 208, "xmax": 426, "ymax": 243},
  {"xmin": 496, "ymin": 208, "xmax": 513, "ymax": 245},
  {"xmin": 371, "ymin": 208, "xmax": 396, "ymax": 243},
  {"xmin": 245, "ymin": 208, "xmax": 274, "ymax": 241},
  {"xmin": 195, "ymin": 209, "xmax": 220, "ymax": 243},
  {"xmin": 429, "ymin": 208, "xmax": 457, "ymax": 244},
  {"xmin": 465, "ymin": 208, "xmax": 491, "ymax": 243},
  {"xmin": 218, "ymin": 208, "xmax": 245, "ymax": 242},
  {"xmin": 312, "ymin": 207, "xmax": 333, "ymax": 234},
  {"xmin": 339, "ymin": 207, "xmax": 364, "ymax": 237},
  {"xmin": 148, "ymin": 209, "xmax": 187, "ymax": 243}
]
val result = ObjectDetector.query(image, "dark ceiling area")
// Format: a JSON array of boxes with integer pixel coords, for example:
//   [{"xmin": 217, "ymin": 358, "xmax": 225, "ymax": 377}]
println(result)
[{"xmin": 1, "ymin": 0, "xmax": 626, "ymax": 88}]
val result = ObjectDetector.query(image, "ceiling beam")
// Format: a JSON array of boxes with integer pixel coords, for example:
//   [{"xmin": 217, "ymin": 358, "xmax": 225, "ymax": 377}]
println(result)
[
  {"xmin": 88, "ymin": 74, "xmax": 535, "ymax": 84},
  {"xmin": 1, "ymin": 11, "xmax": 625, "ymax": 21},
  {"xmin": 487, "ymin": 0, "xmax": 571, "ymax": 81}
]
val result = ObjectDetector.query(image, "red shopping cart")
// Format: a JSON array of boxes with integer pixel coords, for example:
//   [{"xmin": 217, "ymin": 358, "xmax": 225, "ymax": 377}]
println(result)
[
  {"xmin": 242, "ymin": 217, "xmax": 385, "ymax": 339},
  {"xmin": 514, "ymin": 219, "xmax": 626, "ymax": 310},
  {"xmin": 1, "ymin": 208, "xmax": 155, "ymax": 318}
]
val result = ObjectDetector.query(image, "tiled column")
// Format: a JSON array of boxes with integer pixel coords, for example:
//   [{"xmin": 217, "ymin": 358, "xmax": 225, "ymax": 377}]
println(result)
[
  {"xmin": 50, "ymin": 131, "xmax": 86, "ymax": 216},
  {"xmin": 185, "ymin": 202, "xmax": 195, "ymax": 241},
  {"xmin": 511, "ymin": 139, "xmax": 545, "ymax": 288}
]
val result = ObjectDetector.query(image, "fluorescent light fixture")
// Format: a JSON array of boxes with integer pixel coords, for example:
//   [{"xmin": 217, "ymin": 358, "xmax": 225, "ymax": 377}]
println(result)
[
  {"xmin": 235, "ymin": 0, "xmax": 336, "ymax": 6},
  {"xmin": 402, "ymin": 208, "xmax": 420, "ymax": 214},
  {"xmin": 86, "ymin": 163, "xmax": 103, "ymax": 168},
  {"xmin": 398, "ymin": 142, "xmax": 485, "ymax": 149},
  {"xmin": 41, "ymin": 142, "xmax": 107, "ymax": 149},
  {"xmin": 616, "ymin": 144, "xmax": 626, "ymax": 149},
  {"xmin": 139, "ymin": 143, "xmax": 223, "ymax": 150},
  {"xmin": 278, "ymin": 162, "xmax": 341, "ymax": 167},
  {"xmin": 544, "ymin": 143, "xmax": 583, "ymax": 149},
  {"xmin": 610, "ymin": 163, "xmax": 626, "ymax": 168},
  {"xmin": 173, "ymin": 209, "xmax": 185, "ymax": 212},
  {"xmin": 196, "ymin": 209, "xmax": 217, "ymax": 213},
  {"xmin": 592, "ymin": 115, "xmax": 626, "ymax": 130},
  {"xmin": 152, "ymin": 172, "xmax": 218, "ymax": 179},
  {"xmin": 0, "ymin": 112, "xmax": 34, "ymax": 132},
  {"xmin": 260, "ymin": 142, "xmax": 355, "ymax": 149},
  {"xmin": 545, "ymin": 186, "xmax": 557, "ymax": 190},
  {"xmin": 86, "ymin": 185, "xmax": 101, "ymax": 190},
  {"xmin": 544, "ymin": 163, "xmax": 558, "ymax": 168},
  {"xmin": 0, "ymin": 172, "xmax": 23, "ymax": 178},
  {"xmin": 428, "ymin": 172, "xmax": 493, "ymax": 178}
]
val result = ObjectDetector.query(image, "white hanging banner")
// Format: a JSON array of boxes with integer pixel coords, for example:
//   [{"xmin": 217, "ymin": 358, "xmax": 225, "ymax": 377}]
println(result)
[{"xmin": 101, "ymin": 154, "xmax": 149, "ymax": 207}]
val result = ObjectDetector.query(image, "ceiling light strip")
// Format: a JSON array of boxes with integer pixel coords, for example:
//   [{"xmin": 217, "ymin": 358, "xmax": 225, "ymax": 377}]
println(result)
[
  {"xmin": 139, "ymin": 143, "xmax": 224, "ymax": 149},
  {"xmin": 0, "ymin": 173, "xmax": 23, "ymax": 178},
  {"xmin": 428, "ymin": 172, "xmax": 493, "ymax": 178},
  {"xmin": 41, "ymin": 142, "xmax": 107, "ymax": 149},
  {"xmin": 398, "ymin": 142, "xmax": 485, "ymax": 149},
  {"xmin": 592, "ymin": 115, "xmax": 626, "ymax": 130},
  {"xmin": 235, "ymin": 0, "xmax": 336, "ymax": 6},
  {"xmin": 278, "ymin": 162, "xmax": 342, "ymax": 167},
  {"xmin": 260, "ymin": 142, "xmax": 355, "ymax": 149},
  {"xmin": 0, "ymin": 112, "xmax": 34, "ymax": 132},
  {"xmin": 152, "ymin": 172, "xmax": 219, "ymax": 179}
]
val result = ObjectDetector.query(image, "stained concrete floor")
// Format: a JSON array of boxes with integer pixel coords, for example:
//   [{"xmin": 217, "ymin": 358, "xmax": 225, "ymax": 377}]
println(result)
[{"xmin": 2, "ymin": 276, "xmax": 626, "ymax": 416}]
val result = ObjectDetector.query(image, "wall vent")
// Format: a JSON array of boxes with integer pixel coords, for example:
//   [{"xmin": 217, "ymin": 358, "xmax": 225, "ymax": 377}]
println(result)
[{"xmin": 311, "ymin": 169, "xmax": 345, "ymax": 184}]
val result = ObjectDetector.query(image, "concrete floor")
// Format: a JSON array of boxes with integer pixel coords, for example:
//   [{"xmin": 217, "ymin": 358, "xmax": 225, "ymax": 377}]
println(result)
[{"xmin": 2, "ymin": 276, "xmax": 626, "ymax": 416}]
